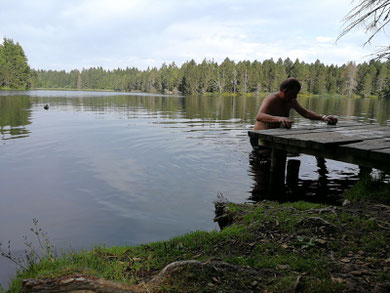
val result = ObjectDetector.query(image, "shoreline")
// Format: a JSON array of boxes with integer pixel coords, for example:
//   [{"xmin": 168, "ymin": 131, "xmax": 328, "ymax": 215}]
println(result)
[
  {"xmin": 3, "ymin": 178, "xmax": 390, "ymax": 292},
  {"xmin": 1, "ymin": 88, "xmax": 378, "ymax": 100},
  {"xmin": 1, "ymin": 88, "xmax": 344, "ymax": 99}
]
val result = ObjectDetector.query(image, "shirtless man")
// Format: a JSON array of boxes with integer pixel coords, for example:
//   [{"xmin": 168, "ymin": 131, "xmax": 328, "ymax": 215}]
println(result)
[{"xmin": 254, "ymin": 78, "xmax": 338, "ymax": 130}]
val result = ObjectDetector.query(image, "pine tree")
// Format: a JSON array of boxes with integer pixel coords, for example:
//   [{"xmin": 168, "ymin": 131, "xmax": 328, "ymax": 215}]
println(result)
[
  {"xmin": 219, "ymin": 58, "xmax": 236, "ymax": 93},
  {"xmin": 312, "ymin": 60, "xmax": 327, "ymax": 95},
  {"xmin": 198, "ymin": 59, "xmax": 214, "ymax": 94},
  {"xmin": 357, "ymin": 62, "xmax": 377, "ymax": 97},
  {"xmin": 274, "ymin": 58, "xmax": 287, "ymax": 91},
  {"xmin": 249, "ymin": 60, "xmax": 263, "ymax": 94},
  {"xmin": 262, "ymin": 58, "xmax": 276, "ymax": 92},
  {"xmin": 283, "ymin": 57, "xmax": 294, "ymax": 77},
  {"xmin": 326, "ymin": 65, "xmax": 338, "ymax": 95},
  {"xmin": 0, "ymin": 38, "xmax": 31, "ymax": 89},
  {"xmin": 0, "ymin": 44, "xmax": 6, "ymax": 87},
  {"xmin": 237, "ymin": 61, "xmax": 251, "ymax": 94},
  {"xmin": 179, "ymin": 60, "xmax": 200, "ymax": 95},
  {"xmin": 290, "ymin": 59, "xmax": 309, "ymax": 93},
  {"xmin": 343, "ymin": 61, "xmax": 358, "ymax": 96},
  {"xmin": 374, "ymin": 62, "xmax": 389, "ymax": 96}
]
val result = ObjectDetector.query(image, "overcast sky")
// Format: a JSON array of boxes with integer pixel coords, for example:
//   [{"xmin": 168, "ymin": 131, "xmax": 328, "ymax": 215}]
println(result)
[{"xmin": 0, "ymin": 0, "xmax": 388, "ymax": 71}]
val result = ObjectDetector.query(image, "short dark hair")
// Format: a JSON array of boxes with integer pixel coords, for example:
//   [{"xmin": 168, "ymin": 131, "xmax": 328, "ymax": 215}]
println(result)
[{"xmin": 280, "ymin": 77, "xmax": 301, "ymax": 92}]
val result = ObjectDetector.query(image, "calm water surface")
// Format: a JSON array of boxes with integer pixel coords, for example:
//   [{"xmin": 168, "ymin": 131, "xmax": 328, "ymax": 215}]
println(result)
[{"xmin": 1, "ymin": 90, "xmax": 390, "ymax": 287}]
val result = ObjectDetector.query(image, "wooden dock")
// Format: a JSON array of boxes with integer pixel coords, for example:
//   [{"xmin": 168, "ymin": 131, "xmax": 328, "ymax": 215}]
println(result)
[{"xmin": 248, "ymin": 123, "xmax": 390, "ymax": 186}]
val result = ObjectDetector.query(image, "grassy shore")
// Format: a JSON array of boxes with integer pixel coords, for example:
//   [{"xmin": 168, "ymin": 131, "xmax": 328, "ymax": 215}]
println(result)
[{"xmin": 2, "ymin": 178, "xmax": 390, "ymax": 292}]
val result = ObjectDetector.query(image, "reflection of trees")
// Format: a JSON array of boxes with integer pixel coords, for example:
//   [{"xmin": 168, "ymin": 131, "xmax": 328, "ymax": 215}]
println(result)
[
  {"xmin": 19, "ymin": 93, "xmax": 390, "ymax": 127},
  {"xmin": 0, "ymin": 95, "xmax": 31, "ymax": 140},
  {"xmin": 30, "ymin": 94, "xmax": 265, "ymax": 123},
  {"xmin": 297, "ymin": 95, "xmax": 390, "ymax": 125},
  {"xmin": 181, "ymin": 95, "xmax": 262, "ymax": 122}
]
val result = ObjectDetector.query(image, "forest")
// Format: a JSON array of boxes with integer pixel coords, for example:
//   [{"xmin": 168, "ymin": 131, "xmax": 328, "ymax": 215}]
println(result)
[
  {"xmin": 31, "ymin": 58, "xmax": 390, "ymax": 98},
  {"xmin": 1, "ymin": 37, "xmax": 390, "ymax": 98}
]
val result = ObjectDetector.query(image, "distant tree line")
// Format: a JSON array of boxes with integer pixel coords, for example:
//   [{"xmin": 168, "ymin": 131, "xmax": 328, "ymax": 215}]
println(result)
[
  {"xmin": 0, "ymin": 38, "xmax": 31, "ymax": 89},
  {"xmin": 32, "ymin": 58, "xmax": 390, "ymax": 98},
  {"xmin": 1, "ymin": 37, "xmax": 390, "ymax": 97}
]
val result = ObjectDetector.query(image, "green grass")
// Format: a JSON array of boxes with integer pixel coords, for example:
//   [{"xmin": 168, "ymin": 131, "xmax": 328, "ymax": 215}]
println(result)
[
  {"xmin": 3, "ymin": 194, "xmax": 389, "ymax": 292},
  {"xmin": 0, "ymin": 87, "xmax": 27, "ymax": 91},
  {"xmin": 343, "ymin": 176, "xmax": 390, "ymax": 203},
  {"xmin": 32, "ymin": 87, "xmax": 125, "ymax": 92}
]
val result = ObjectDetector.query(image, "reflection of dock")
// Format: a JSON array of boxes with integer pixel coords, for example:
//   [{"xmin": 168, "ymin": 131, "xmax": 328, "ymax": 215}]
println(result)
[
  {"xmin": 248, "ymin": 123, "xmax": 390, "ymax": 189},
  {"xmin": 248, "ymin": 150, "xmax": 358, "ymax": 204}
]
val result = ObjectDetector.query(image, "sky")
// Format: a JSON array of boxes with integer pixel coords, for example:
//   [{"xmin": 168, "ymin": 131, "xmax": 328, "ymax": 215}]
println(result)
[{"xmin": 0, "ymin": 0, "xmax": 389, "ymax": 71}]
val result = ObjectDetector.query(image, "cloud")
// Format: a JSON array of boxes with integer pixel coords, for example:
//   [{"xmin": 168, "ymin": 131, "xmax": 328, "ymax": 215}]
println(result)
[
  {"xmin": 316, "ymin": 36, "xmax": 334, "ymax": 43},
  {"xmin": 61, "ymin": 0, "xmax": 144, "ymax": 21},
  {"xmin": 0, "ymin": 0, "xmax": 388, "ymax": 70}
]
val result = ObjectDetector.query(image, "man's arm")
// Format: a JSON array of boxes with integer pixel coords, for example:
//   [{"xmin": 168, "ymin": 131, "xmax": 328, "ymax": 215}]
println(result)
[
  {"xmin": 292, "ymin": 100, "xmax": 323, "ymax": 120},
  {"xmin": 292, "ymin": 100, "xmax": 338, "ymax": 124}
]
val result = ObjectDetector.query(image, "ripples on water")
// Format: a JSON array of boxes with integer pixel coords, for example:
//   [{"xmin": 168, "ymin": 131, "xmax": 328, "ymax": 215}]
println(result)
[{"xmin": 0, "ymin": 90, "xmax": 390, "ymax": 287}]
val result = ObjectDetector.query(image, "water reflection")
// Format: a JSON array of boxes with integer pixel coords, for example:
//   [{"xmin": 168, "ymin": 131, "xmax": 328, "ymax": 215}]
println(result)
[
  {"xmin": 295, "ymin": 95, "xmax": 390, "ymax": 126},
  {"xmin": 1, "ymin": 90, "xmax": 390, "ymax": 288},
  {"xmin": 1, "ymin": 91, "xmax": 390, "ymax": 142},
  {"xmin": 248, "ymin": 151, "xmax": 359, "ymax": 205},
  {"xmin": 0, "ymin": 95, "xmax": 31, "ymax": 140}
]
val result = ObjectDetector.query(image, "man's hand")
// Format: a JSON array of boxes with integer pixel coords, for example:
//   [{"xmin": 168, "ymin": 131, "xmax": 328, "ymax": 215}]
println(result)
[
  {"xmin": 323, "ymin": 115, "xmax": 338, "ymax": 125},
  {"xmin": 279, "ymin": 117, "xmax": 293, "ymax": 129}
]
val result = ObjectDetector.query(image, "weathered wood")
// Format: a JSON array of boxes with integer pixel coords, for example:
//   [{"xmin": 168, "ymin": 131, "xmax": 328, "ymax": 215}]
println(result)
[
  {"xmin": 334, "ymin": 126, "xmax": 390, "ymax": 140},
  {"xmin": 270, "ymin": 148, "xmax": 287, "ymax": 188},
  {"xmin": 338, "ymin": 138, "xmax": 390, "ymax": 159},
  {"xmin": 286, "ymin": 159, "xmax": 301, "ymax": 187},
  {"xmin": 248, "ymin": 123, "xmax": 390, "ymax": 172},
  {"xmin": 258, "ymin": 139, "xmax": 390, "ymax": 172},
  {"xmin": 250, "ymin": 124, "xmax": 386, "ymax": 140},
  {"xmin": 370, "ymin": 147, "xmax": 390, "ymax": 164},
  {"xmin": 252, "ymin": 125, "xmax": 390, "ymax": 150},
  {"xmin": 288, "ymin": 132, "xmax": 362, "ymax": 149}
]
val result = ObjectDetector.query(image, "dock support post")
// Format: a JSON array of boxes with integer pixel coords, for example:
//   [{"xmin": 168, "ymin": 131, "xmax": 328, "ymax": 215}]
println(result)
[
  {"xmin": 358, "ymin": 166, "xmax": 372, "ymax": 178},
  {"xmin": 286, "ymin": 159, "xmax": 300, "ymax": 188},
  {"xmin": 270, "ymin": 148, "xmax": 287, "ymax": 189}
]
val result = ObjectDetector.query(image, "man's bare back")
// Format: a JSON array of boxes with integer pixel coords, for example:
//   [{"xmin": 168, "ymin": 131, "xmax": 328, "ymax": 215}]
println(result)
[{"xmin": 254, "ymin": 92, "xmax": 295, "ymax": 130}]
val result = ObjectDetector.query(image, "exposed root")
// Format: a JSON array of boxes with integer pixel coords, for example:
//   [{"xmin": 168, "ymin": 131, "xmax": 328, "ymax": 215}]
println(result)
[
  {"xmin": 149, "ymin": 259, "xmax": 261, "ymax": 285},
  {"xmin": 22, "ymin": 260, "xmax": 270, "ymax": 292},
  {"xmin": 22, "ymin": 274, "xmax": 140, "ymax": 293}
]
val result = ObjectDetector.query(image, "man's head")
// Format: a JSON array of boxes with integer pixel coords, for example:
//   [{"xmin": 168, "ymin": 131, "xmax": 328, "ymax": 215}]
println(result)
[{"xmin": 279, "ymin": 78, "xmax": 301, "ymax": 101}]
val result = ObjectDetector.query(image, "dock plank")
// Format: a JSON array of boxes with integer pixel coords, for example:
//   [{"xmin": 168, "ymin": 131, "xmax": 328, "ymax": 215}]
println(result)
[
  {"xmin": 370, "ymin": 147, "xmax": 390, "ymax": 164},
  {"xmin": 271, "ymin": 126, "xmax": 364, "ymax": 145},
  {"xmin": 251, "ymin": 123, "xmax": 370, "ymax": 136},
  {"xmin": 334, "ymin": 126, "xmax": 390, "ymax": 138},
  {"xmin": 338, "ymin": 138, "xmax": 390, "ymax": 159},
  {"xmin": 248, "ymin": 123, "xmax": 390, "ymax": 171},
  {"xmin": 271, "ymin": 126, "xmax": 390, "ymax": 150},
  {"xmin": 252, "ymin": 124, "xmax": 388, "ymax": 146}
]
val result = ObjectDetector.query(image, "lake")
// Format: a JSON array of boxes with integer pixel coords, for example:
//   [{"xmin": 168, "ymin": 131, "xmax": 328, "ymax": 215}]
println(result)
[{"xmin": 1, "ymin": 90, "xmax": 390, "ymax": 288}]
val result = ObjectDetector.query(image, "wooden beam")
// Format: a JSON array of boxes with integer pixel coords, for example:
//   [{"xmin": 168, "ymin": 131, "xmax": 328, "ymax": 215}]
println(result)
[
  {"xmin": 338, "ymin": 138, "xmax": 390, "ymax": 159},
  {"xmin": 270, "ymin": 148, "xmax": 287, "ymax": 189},
  {"xmin": 248, "ymin": 124, "xmax": 390, "ymax": 173}
]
